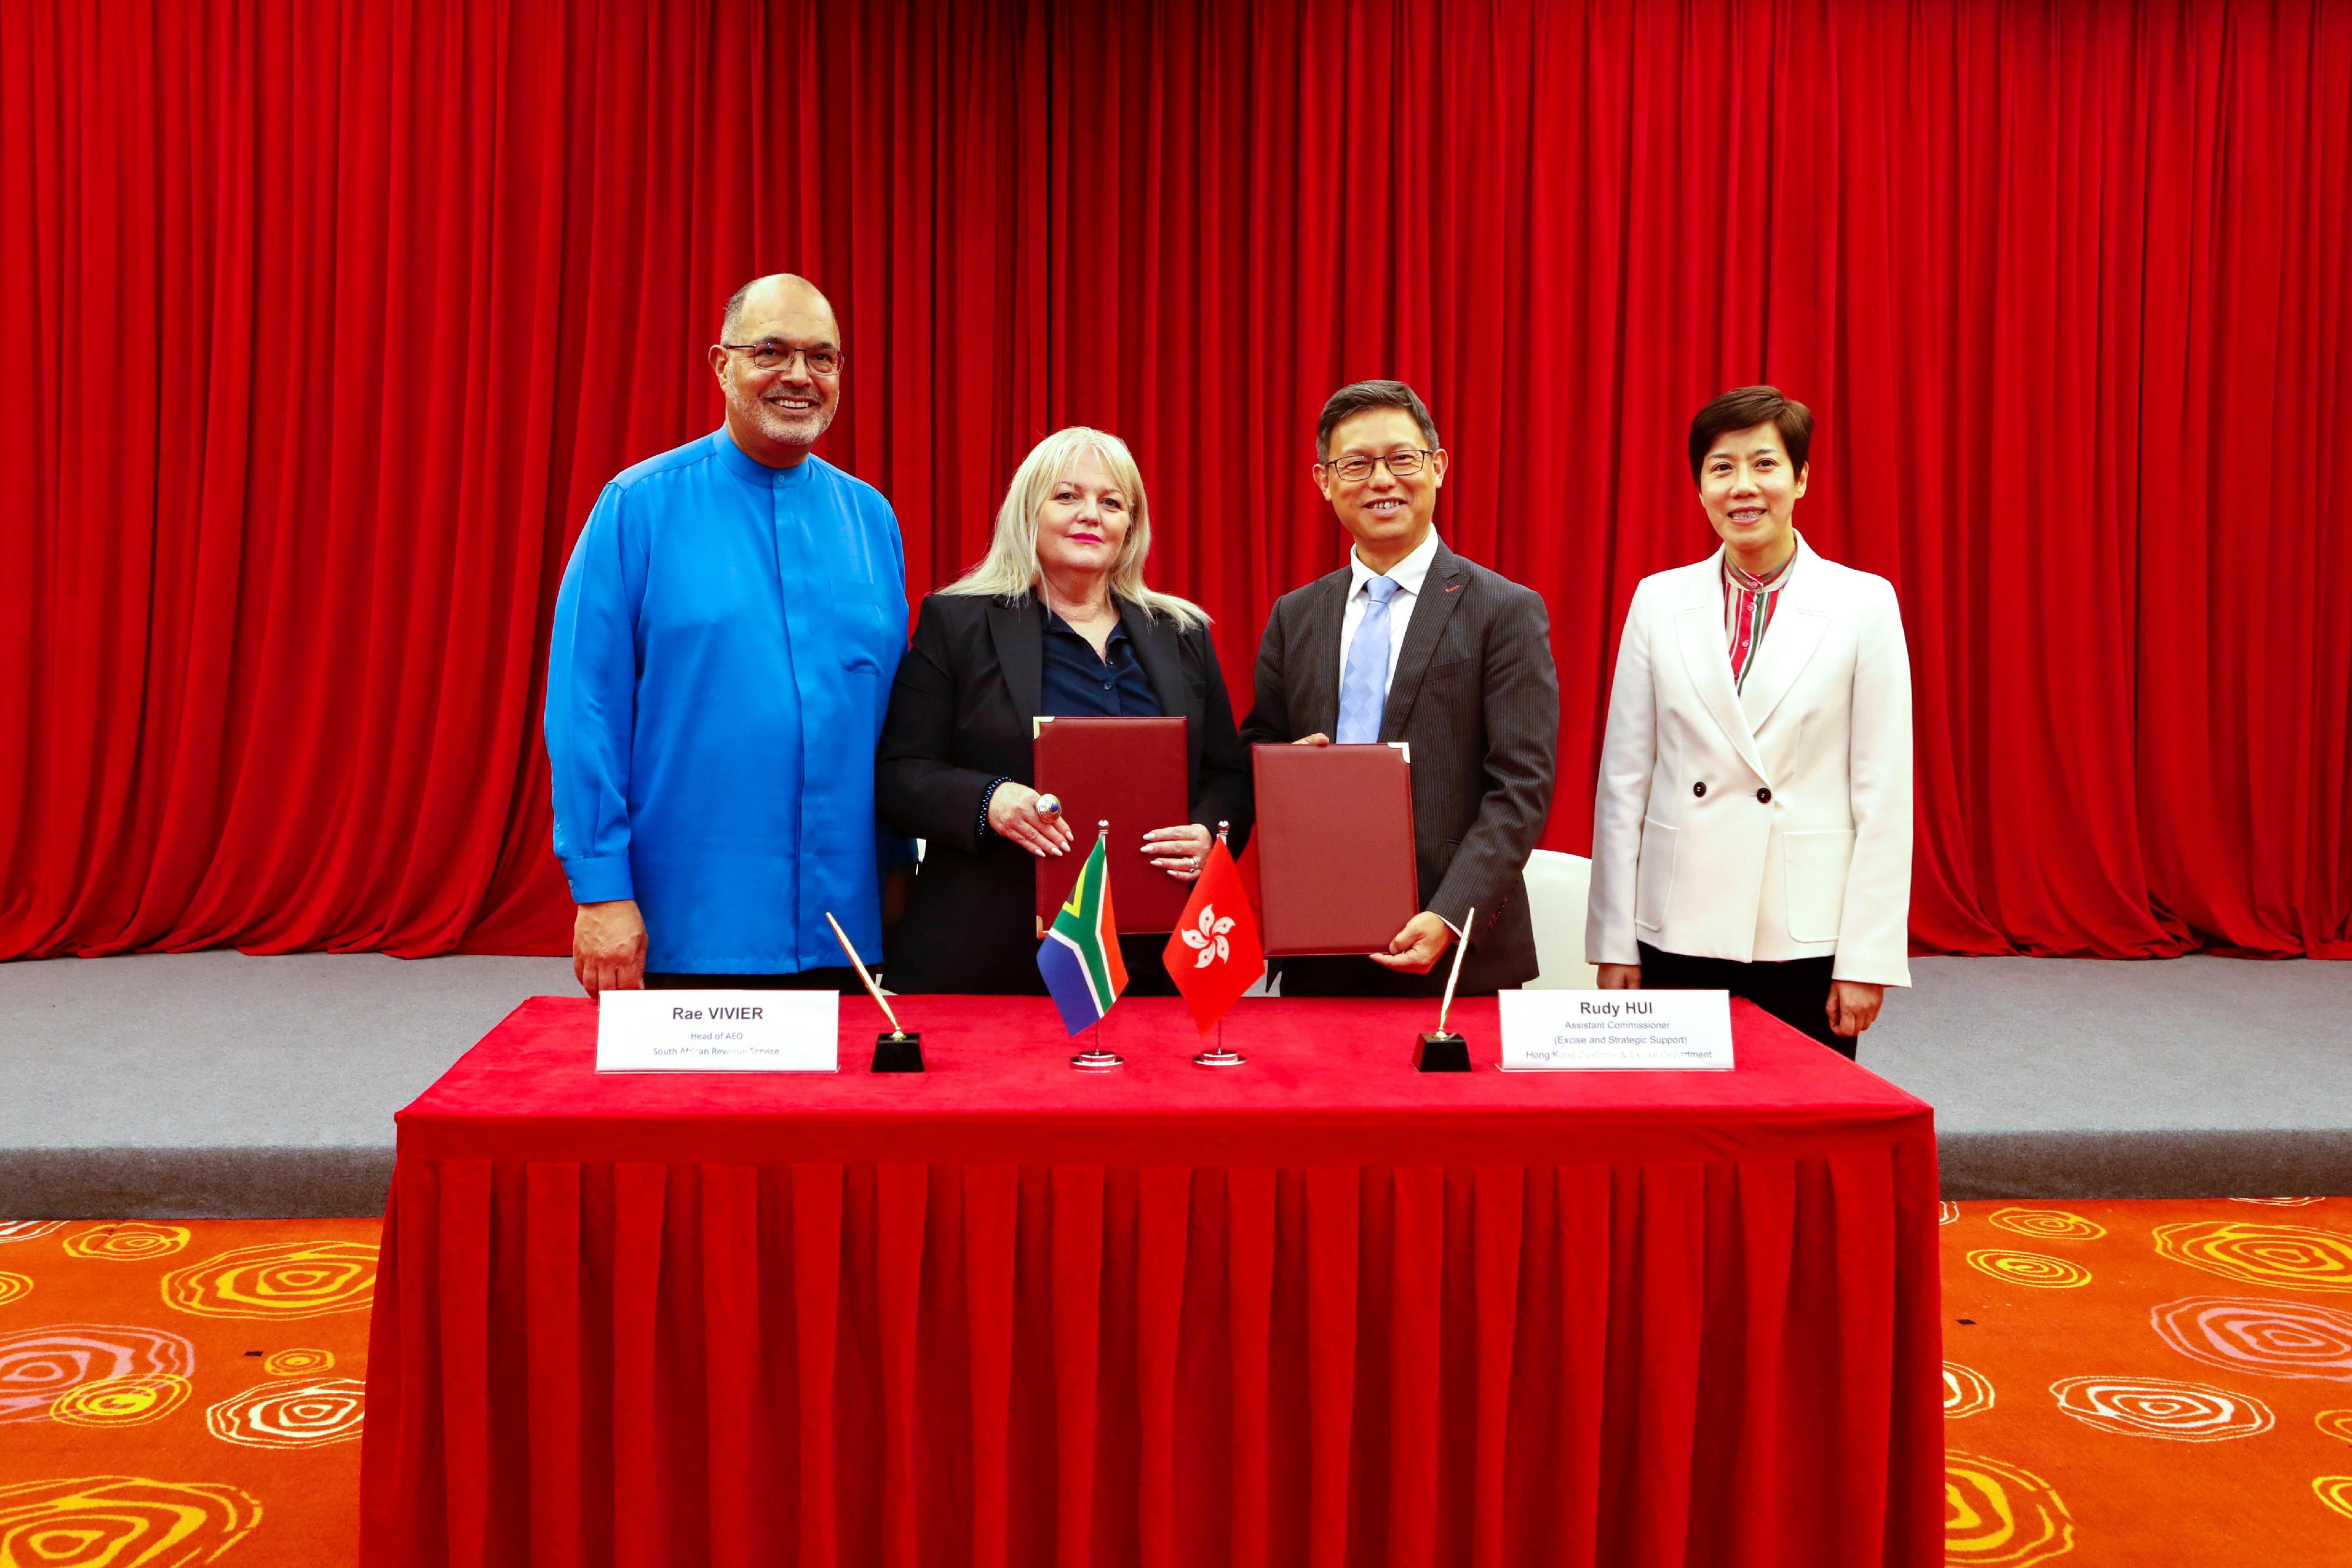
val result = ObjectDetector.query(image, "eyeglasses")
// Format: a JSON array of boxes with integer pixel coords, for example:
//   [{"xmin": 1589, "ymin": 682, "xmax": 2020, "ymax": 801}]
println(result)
[
  {"xmin": 720, "ymin": 340, "xmax": 845, "ymax": 377},
  {"xmin": 1321, "ymin": 448, "xmax": 1434, "ymax": 482}
]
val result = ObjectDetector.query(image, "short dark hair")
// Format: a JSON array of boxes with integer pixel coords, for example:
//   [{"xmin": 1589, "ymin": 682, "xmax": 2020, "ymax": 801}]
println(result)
[
  {"xmin": 1688, "ymin": 386, "xmax": 1812, "ymax": 481},
  {"xmin": 1316, "ymin": 379, "xmax": 1442, "ymax": 460}
]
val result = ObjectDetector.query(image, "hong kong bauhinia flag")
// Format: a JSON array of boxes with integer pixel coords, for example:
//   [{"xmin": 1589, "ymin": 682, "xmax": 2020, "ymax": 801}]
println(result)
[{"xmin": 1162, "ymin": 837, "xmax": 1265, "ymax": 1034}]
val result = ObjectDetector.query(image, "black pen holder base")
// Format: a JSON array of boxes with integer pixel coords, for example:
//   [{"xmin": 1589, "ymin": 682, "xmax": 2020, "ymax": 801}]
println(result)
[
  {"xmin": 872, "ymin": 1032, "xmax": 925, "ymax": 1073},
  {"xmin": 1414, "ymin": 1032, "xmax": 1471, "ymax": 1072}
]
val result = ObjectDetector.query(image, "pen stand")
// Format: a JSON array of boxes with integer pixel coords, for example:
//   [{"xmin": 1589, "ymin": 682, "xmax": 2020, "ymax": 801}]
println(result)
[
  {"xmin": 1414, "ymin": 1031, "xmax": 1471, "ymax": 1073},
  {"xmin": 872, "ymin": 1032, "xmax": 926, "ymax": 1074}
]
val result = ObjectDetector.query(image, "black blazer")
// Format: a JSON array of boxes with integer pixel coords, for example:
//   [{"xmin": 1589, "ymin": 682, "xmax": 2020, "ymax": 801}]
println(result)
[
  {"xmin": 877, "ymin": 590, "xmax": 1253, "ymax": 994},
  {"xmin": 1241, "ymin": 539, "xmax": 1558, "ymax": 995}
]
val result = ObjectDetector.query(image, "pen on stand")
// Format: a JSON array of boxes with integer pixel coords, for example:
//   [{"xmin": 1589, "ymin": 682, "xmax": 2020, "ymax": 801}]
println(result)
[
  {"xmin": 823, "ymin": 911, "xmax": 906, "ymax": 1039},
  {"xmin": 1436, "ymin": 907, "xmax": 1475, "ymax": 1038}
]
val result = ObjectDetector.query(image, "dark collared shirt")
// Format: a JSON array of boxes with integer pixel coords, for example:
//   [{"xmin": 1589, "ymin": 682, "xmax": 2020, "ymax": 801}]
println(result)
[{"xmin": 1041, "ymin": 611, "xmax": 1162, "ymax": 717}]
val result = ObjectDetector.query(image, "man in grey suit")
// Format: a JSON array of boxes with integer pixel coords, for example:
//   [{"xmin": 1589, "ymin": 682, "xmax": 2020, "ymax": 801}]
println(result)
[{"xmin": 1242, "ymin": 379, "xmax": 1559, "ymax": 996}]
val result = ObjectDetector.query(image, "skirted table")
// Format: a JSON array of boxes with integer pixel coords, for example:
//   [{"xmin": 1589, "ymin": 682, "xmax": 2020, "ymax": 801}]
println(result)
[{"xmin": 359, "ymin": 995, "xmax": 1942, "ymax": 1568}]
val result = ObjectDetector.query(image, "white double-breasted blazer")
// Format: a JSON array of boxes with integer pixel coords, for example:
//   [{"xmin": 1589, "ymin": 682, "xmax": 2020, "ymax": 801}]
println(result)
[{"xmin": 1584, "ymin": 537, "xmax": 1913, "ymax": 984}]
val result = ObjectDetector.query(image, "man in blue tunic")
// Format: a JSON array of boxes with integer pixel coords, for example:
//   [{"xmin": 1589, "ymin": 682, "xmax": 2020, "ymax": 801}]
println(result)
[{"xmin": 546, "ymin": 274, "xmax": 908, "ymax": 995}]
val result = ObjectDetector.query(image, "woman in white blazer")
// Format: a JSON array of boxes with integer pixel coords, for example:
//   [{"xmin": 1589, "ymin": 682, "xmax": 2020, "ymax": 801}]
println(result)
[{"xmin": 1585, "ymin": 386, "xmax": 1912, "ymax": 1056}]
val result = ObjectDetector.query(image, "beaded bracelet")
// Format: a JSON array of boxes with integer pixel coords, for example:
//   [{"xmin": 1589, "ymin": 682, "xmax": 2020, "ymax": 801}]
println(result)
[{"xmin": 976, "ymin": 775, "xmax": 1013, "ymax": 841}]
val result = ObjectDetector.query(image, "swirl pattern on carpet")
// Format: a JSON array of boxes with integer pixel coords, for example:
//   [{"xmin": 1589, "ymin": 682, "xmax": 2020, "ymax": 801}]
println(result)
[
  {"xmin": 2151, "ymin": 1296, "xmax": 2352, "ymax": 1382},
  {"xmin": 62, "ymin": 1223, "xmax": 192, "ymax": 1263},
  {"xmin": 2047, "ymin": 1375, "xmax": 2273, "ymax": 1441},
  {"xmin": 1945, "ymin": 1362, "xmax": 1996, "ymax": 1418},
  {"xmin": 0, "ymin": 1323, "xmax": 193, "ymax": 1423},
  {"xmin": 48, "ymin": 1373, "xmax": 195, "ymax": 1429},
  {"xmin": 206, "ymin": 1376, "xmax": 366, "ymax": 1449},
  {"xmin": 162, "ymin": 1239, "xmax": 377, "ymax": 1320},
  {"xmin": 0, "ymin": 1222, "xmax": 66, "ymax": 1246},
  {"xmin": 1967, "ymin": 1249, "xmax": 2094, "ymax": 1290},
  {"xmin": 1943, "ymin": 1450, "xmax": 2076, "ymax": 1566},
  {"xmin": 0, "ymin": 1475, "xmax": 262, "ymax": 1564},
  {"xmin": 2153, "ymin": 1221, "xmax": 2352, "ymax": 1292},
  {"xmin": 1989, "ymin": 1208, "xmax": 2106, "ymax": 1242}
]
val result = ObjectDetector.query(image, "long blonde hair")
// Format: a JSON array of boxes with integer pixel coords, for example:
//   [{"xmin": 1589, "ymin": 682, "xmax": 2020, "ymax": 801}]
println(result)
[{"xmin": 940, "ymin": 426, "xmax": 1208, "ymax": 627}]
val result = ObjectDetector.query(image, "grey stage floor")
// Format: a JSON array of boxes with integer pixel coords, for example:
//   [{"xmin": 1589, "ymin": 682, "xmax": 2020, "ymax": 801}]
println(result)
[{"xmin": 1, "ymin": 951, "xmax": 2345, "ymax": 1216}]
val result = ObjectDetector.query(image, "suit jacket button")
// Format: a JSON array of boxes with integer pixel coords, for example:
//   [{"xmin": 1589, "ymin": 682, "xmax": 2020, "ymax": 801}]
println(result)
[
  {"xmin": 1692, "ymin": 781, "xmax": 1706, "ymax": 797},
  {"xmin": 1755, "ymin": 787, "xmax": 1772, "ymax": 804}
]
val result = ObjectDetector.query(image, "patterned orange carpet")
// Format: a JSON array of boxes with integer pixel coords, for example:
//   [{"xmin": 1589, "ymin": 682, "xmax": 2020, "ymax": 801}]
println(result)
[
  {"xmin": 0, "ymin": 1218, "xmax": 375, "ymax": 1564},
  {"xmin": 2, "ymin": 1201, "xmax": 2348, "ymax": 1565},
  {"xmin": 1939, "ymin": 1196, "xmax": 2352, "ymax": 1564}
]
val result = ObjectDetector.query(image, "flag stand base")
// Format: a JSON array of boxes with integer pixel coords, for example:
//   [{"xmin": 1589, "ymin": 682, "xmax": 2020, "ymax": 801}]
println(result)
[
  {"xmin": 1192, "ymin": 1047, "xmax": 1245, "ymax": 1068},
  {"xmin": 1070, "ymin": 1049, "xmax": 1124, "ymax": 1070}
]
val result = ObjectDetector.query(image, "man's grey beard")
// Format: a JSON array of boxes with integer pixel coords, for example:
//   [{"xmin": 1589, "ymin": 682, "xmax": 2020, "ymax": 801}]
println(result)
[{"xmin": 741, "ymin": 390, "xmax": 833, "ymax": 445}]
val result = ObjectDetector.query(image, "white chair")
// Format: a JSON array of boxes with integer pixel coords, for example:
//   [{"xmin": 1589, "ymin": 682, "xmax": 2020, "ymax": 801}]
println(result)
[{"xmin": 1520, "ymin": 848, "xmax": 1596, "ymax": 989}]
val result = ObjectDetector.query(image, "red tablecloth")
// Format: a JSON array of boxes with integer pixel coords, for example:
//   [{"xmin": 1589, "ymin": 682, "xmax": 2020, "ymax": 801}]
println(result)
[{"xmin": 359, "ymin": 995, "xmax": 1941, "ymax": 1568}]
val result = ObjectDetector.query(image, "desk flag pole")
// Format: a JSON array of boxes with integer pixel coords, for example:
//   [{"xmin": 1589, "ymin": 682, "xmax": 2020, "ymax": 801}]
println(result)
[
  {"xmin": 1167, "ymin": 821, "xmax": 1261, "ymax": 1068},
  {"xmin": 1415, "ymin": 907, "xmax": 1475, "ymax": 1072},
  {"xmin": 826, "ymin": 911, "xmax": 923, "ymax": 1073},
  {"xmin": 1040, "ymin": 822, "xmax": 1127, "ymax": 1069}
]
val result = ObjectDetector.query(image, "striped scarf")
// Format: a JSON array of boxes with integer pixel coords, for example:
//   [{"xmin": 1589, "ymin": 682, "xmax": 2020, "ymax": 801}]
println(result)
[{"xmin": 1723, "ymin": 543, "xmax": 1797, "ymax": 691}]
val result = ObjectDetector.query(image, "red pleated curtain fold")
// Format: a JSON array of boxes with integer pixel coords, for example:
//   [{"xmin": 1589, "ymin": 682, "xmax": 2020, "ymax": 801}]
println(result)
[
  {"xmin": 4, "ymin": 0, "xmax": 2347, "ymax": 960},
  {"xmin": 359, "ymin": 1149, "xmax": 1943, "ymax": 1568}
]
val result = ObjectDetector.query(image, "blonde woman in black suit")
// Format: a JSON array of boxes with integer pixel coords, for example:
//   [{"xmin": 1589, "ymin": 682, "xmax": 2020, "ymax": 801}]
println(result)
[{"xmin": 877, "ymin": 427, "xmax": 1251, "ymax": 994}]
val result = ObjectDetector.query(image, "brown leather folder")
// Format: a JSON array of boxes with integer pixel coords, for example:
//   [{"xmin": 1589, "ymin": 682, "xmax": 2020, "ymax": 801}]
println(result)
[
  {"xmin": 1033, "ymin": 716, "xmax": 1191, "ymax": 934},
  {"xmin": 1250, "ymin": 742, "xmax": 1418, "ymax": 955}
]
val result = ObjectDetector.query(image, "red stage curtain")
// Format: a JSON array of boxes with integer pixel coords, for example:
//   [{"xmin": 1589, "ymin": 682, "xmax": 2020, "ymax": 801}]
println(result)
[{"xmin": 4, "ymin": 0, "xmax": 2346, "ymax": 961}]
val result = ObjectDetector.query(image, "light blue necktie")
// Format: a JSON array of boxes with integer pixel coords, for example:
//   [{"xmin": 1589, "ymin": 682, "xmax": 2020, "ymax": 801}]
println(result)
[{"xmin": 1335, "ymin": 575, "xmax": 1401, "ymax": 743}]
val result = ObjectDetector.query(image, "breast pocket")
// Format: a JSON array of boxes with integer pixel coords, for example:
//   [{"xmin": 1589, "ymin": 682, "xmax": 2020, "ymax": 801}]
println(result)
[
  {"xmin": 1635, "ymin": 818, "xmax": 1679, "ymax": 932},
  {"xmin": 1783, "ymin": 828, "xmax": 1856, "ymax": 944},
  {"xmin": 830, "ymin": 582, "xmax": 897, "ymax": 674}
]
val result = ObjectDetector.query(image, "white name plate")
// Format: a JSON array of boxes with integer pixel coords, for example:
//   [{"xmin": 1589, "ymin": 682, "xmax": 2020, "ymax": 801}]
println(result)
[
  {"xmin": 1498, "ymin": 989, "xmax": 1735, "ymax": 1071},
  {"xmin": 596, "ymin": 990, "xmax": 839, "ymax": 1073}
]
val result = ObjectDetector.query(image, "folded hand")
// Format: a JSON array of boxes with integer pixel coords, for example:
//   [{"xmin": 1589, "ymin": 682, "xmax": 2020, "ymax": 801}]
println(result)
[
  {"xmin": 1143, "ymin": 823, "xmax": 1212, "ymax": 880},
  {"xmin": 988, "ymin": 782, "xmax": 1075, "ymax": 858}
]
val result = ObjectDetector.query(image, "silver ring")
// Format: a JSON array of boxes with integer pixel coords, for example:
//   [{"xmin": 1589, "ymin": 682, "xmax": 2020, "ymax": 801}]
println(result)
[
  {"xmin": 1035, "ymin": 793, "xmax": 1061, "ymax": 816},
  {"xmin": 1188, "ymin": 855, "xmax": 1201, "ymax": 873}
]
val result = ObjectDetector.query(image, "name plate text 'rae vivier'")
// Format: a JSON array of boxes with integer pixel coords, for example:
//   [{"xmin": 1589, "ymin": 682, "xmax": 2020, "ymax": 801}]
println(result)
[
  {"xmin": 1497, "ymin": 989, "xmax": 1735, "ymax": 1071},
  {"xmin": 596, "ymin": 990, "xmax": 839, "ymax": 1073}
]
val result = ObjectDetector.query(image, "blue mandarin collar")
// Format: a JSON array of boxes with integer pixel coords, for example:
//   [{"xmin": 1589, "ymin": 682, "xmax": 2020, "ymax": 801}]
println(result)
[{"xmin": 713, "ymin": 426, "xmax": 819, "ymax": 489}]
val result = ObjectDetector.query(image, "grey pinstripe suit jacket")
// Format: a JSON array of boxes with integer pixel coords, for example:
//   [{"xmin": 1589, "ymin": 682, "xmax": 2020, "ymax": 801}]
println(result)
[{"xmin": 1240, "ymin": 539, "xmax": 1560, "ymax": 995}]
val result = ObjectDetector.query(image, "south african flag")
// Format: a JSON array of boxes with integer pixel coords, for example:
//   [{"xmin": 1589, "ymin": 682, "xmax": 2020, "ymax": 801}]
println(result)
[{"xmin": 1037, "ymin": 835, "xmax": 1128, "ymax": 1034}]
